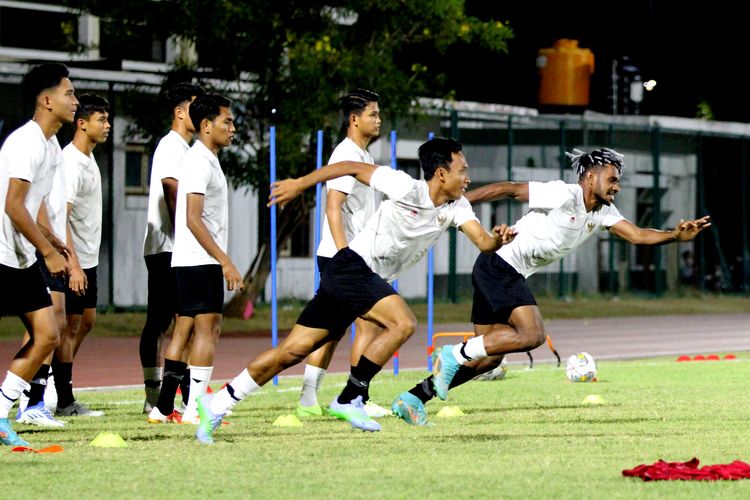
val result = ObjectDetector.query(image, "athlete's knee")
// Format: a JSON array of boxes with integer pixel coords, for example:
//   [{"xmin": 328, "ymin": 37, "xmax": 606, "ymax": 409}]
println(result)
[
  {"xmin": 33, "ymin": 325, "xmax": 60, "ymax": 352},
  {"xmin": 391, "ymin": 314, "xmax": 416, "ymax": 343},
  {"xmin": 517, "ymin": 323, "xmax": 545, "ymax": 350}
]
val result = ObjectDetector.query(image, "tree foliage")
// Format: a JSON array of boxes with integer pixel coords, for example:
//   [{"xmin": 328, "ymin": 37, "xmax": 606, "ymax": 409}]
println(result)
[{"xmin": 64, "ymin": 0, "xmax": 513, "ymax": 312}]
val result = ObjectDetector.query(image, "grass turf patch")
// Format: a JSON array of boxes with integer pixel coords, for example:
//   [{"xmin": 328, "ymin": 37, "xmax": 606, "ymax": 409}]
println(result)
[{"xmin": 3, "ymin": 353, "xmax": 750, "ymax": 498}]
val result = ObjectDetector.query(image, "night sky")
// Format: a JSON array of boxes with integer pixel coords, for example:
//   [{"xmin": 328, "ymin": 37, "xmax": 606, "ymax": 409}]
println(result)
[{"xmin": 441, "ymin": 1, "xmax": 748, "ymax": 123}]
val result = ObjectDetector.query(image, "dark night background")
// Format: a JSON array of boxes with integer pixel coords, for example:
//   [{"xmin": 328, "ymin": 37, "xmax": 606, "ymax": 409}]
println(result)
[{"xmin": 439, "ymin": 1, "xmax": 746, "ymax": 123}]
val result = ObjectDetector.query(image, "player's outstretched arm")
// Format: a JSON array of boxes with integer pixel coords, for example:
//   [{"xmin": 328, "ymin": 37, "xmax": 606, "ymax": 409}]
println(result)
[
  {"xmin": 460, "ymin": 219, "xmax": 517, "ymax": 252},
  {"xmin": 268, "ymin": 161, "xmax": 377, "ymax": 207},
  {"xmin": 465, "ymin": 181, "xmax": 529, "ymax": 204},
  {"xmin": 609, "ymin": 215, "xmax": 711, "ymax": 245}
]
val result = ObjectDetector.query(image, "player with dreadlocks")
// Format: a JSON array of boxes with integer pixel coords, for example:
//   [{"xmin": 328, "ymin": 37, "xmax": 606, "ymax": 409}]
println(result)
[{"xmin": 391, "ymin": 147, "xmax": 711, "ymax": 425}]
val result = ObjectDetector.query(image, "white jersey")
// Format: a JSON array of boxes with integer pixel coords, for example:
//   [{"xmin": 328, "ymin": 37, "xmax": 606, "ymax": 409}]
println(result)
[
  {"xmin": 0, "ymin": 121, "xmax": 62, "ymax": 269},
  {"xmin": 316, "ymin": 137, "xmax": 380, "ymax": 258},
  {"xmin": 498, "ymin": 180, "xmax": 625, "ymax": 278},
  {"xmin": 63, "ymin": 143, "xmax": 102, "ymax": 269},
  {"xmin": 349, "ymin": 166, "xmax": 478, "ymax": 282},
  {"xmin": 171, "ymin": 140, "xmax": 228, "ymax": 267},
  {"xmin": 47, "ymin": 156, "xmax": 68, "ymax": 240},
  {"xmin": 143, "ymin": 131, "xmax": 190, "ymax": 256}
]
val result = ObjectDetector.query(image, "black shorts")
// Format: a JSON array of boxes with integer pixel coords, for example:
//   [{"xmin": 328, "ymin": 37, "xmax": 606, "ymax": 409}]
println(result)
[
  {"xmin": 66, "ymin": 266, "xmax": 98, "ymax": 314},
  {"xmin": 36, "ymin": 251, "xmax": 67, "ymax": 293},
  {"xmin": 174, "ymin": 264, "xmax": 224, "ymax": 316},
  {"xmin": 145, "ymin": 252, "xmax": 178, "ymax": 317},
  {"xmin": 297, "ymin": 248, "xmax": 396, "ymax": 337},
  {"xmin": 471, "ymin": 252, "xmax": 537, "ymax": 325},
  {"xmin": 0, "ymin": 262, "xmax": 52, "ymax": 317},
  {"xmin": 317, "ymin": 255, "xmax": 331, "ymax": 276}
]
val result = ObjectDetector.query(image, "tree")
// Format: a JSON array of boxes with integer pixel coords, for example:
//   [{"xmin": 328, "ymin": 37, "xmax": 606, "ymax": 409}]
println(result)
[{"xmin": 65, "ymin": 0, "xmax": 513, "ymax": 315}]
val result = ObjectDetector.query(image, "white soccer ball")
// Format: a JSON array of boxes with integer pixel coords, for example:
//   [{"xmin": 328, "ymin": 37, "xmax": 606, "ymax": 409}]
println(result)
[
  {"xmin": 566, "ymin": 352, "xmax": 597, "ymax": 382},
  {"xmin": 473, "ymin": 358, "xmax": 508, "ymax": 381}
]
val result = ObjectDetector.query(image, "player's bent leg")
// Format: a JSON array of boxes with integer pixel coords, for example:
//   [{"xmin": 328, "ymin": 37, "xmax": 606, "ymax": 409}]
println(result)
[
  {"xmin": 14, "ymin": 307, "xmax": 59, "ymax": 379},
  {"xmin": 479, "ymin": 305, "xmax": 546, "ymax": 355},
  {"xmin": 249, "ymin": 325, "xmax": 332, "ymax": 386},
  {"xmin": 358, "ymin": 294, "xmax": 416, "ymax": 365}
]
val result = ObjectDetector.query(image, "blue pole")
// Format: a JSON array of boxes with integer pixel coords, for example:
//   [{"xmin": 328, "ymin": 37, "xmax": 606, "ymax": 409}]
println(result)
[
  {"xmin": 314, "ymin": 130, "xmax": 323, "ymax": 292},
  {"xmin": 427, "ymin": 131, "xmax": 435, "ymax": 371},
  {"xmin": 270, "ymin": 126, "xmax": 278, "ymax": 386},
  {"xmin": 390, "ymin": 129, "xmax": 399, "ymax": 375}
]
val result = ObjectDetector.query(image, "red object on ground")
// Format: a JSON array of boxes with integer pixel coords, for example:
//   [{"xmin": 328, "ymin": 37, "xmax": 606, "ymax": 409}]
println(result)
[
  {"xmin": 676, "ymin": 355, "xmax": 691, "ymax": 362},
  {"xmin": 724, "ymin": 354, "xmax": 737, "ymax": 360},
  {"xmin": 706, "ymin": 354, "xmax": 720, "ymax": 360},
  {"xmin": 623, "ymin": 458, "xmax": 750, "ymax": 481},
  {"xmin": 692, "ymin": 355, "xmax": 706, "ymax": 361},
  {"xmin": 12, "ymin": 445, "xmax": 63, "ymax": 453}
]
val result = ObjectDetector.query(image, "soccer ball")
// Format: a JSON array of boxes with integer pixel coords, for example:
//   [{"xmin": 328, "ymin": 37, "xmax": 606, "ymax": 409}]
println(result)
[
  {"xmin": 565, "ymin": 352, "xmax": 597, "ymax": 382},
  {"xmin": 473, "ymin": 358, "xmax": 508, "ymax": 381}
]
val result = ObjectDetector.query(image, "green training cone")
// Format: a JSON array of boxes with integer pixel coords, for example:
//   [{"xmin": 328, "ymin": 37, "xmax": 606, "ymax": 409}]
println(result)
[
  {"xmin": 272, "ymin": 414, "xmax": 304, "ymax": 427},
  {"xmin": 89, "ymin": 432, "xmax": 128, "ymax": 448}
]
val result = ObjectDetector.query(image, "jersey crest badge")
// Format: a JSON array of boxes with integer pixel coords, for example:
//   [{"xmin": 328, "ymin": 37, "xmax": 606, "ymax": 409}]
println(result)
[{"xmin": 586, "ymin": 222, "xmax": 595, "ymax": 232}]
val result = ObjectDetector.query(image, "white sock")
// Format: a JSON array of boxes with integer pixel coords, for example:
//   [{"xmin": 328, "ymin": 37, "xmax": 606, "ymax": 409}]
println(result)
[
  {"xmin": 183, "ymin": 365, "xmax": 213, "ymax": 415},
  {"xmin": 452, "ymin": 336, "xmax": 487, "ymax": 365},
  {"xmin": 143, "ymin": 366, "xmax": 163, "ymax": 385},
  {"xmin": 299, "ymin": 365, "xmax": 326, "ymax": 407},
  {"xmin": 0, "ymin": 371, "xmax": 30, "ymax": 418},
  {"xmin": 211, "ymin": 369, "xmax": 260, "ymax": 415}
]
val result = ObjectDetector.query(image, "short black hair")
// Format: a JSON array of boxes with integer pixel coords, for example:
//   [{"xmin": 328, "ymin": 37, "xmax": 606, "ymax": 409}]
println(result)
[
  {"xmin": 74, "ymin": 93, "xmax": 109, "ymax": 123},
  {"xmin": 418, "ymin": 137, "xmax": 462, "ymax": 180},
  {"xmin": 163, "ymin": 82, "xmax": 204, "ymax": 113},
  {"xmin": 21, "ymin": 62, "xmax": 70, "ymax": 107},
  {"xmin": 189, "ymin": 93, "xmax": 231, "ymax": 130},
  {"xmin": 340, "ymin": 88, "xmax": 379, "ymax": 132}
]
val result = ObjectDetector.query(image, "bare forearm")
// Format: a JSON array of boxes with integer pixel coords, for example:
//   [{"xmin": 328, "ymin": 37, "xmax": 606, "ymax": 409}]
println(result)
[
  {"xmin": 299, "ymin": 162, "xmax": 374, "ymax": 190},
  {"xmin": 7, "ymin": 205, "xmax": 56, "ymax": 256},
  {"xmin": 465, "ymin": 182, "xmax": 528, "ymax": 204}
]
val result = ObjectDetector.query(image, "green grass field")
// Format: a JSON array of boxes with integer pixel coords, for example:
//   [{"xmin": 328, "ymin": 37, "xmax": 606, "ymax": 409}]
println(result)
[
  {"xmin": 1, "ymin": 293, "xmax": 749, "ymax": 340},
  {"xmin": 3, "ymin": 354, "xmax": 750, "ymax": 498}
]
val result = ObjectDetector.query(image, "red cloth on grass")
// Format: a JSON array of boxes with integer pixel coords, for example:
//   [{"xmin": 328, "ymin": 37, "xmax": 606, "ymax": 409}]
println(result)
[{"xmin": 623, "ymin": 458, "xmax": 750, "ymax": 481}]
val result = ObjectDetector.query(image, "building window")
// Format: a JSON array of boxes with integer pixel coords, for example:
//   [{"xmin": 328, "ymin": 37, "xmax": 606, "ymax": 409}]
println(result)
[{"xmin": 125, "ymin": 146, "xmax": 150, "ymax": 195}]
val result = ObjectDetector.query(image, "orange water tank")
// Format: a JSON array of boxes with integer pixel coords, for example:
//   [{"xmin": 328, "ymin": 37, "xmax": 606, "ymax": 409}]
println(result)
[{"xmin": 537, "ymin": 39, "xmax": 594, "ymax": 107}]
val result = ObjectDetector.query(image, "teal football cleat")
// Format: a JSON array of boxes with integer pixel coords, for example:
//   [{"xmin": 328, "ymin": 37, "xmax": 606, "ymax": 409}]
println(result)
[
  {"xmin": 432, "ymin": 345, "xmax": 460, "ymax": 400},
  {"xmin": 0, "ymin": 418, "xmax": 29, "ymax": 447},
  {"xmin": 391, "ymin": 392, "xmax": 430, "ymax": 426}
]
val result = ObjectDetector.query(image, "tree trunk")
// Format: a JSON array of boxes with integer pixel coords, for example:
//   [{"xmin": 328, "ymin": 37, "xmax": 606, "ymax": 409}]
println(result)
[{"xmin": 223, "ymin": 196, "xmax": 310, "ymax": 317}]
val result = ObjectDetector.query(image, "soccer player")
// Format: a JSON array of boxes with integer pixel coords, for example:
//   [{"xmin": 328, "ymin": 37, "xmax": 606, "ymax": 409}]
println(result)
[
  {"xmin": 14, "ymin": 139, "xmax": 76, "ymax": 428},
  {"xmin": 296, "ymin": 88, "xmax": 390, "ymax": 419},
  {"xmin": 52, "ymin": 93, "xmax": 110, "ymax": 418},
  {"xmin": 392, "ymin": 147, "xmax": 712, "ymax": 425},
  {"xmin": 0, "ymin": 62, "xmax": 75, "ymax": 446},
  {"xmin": 195, "ymin": 137, "xmax": 516, "ymax": 443},
  {"xmin": 168, "ymin": 92, "xmax": 243, "ymax": 425},
  {"xmin": 141, "ymin": 82, "xmax": 203, "ymax": 417}
]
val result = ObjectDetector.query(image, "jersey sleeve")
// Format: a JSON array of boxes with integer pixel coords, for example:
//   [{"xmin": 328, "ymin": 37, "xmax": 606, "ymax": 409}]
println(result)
[
  {"xmin": 601, "ymin": 205, "xmax": 626, "ymax": 228},
  {"xmin": 452, "ymin": 196, "xmax": 480, "ymax": 227},
  {"xmin": 528, "ymin": 180, "xmax": 571, "ymax": 210},
  {"xmin": 326, "ymin": 174, "xmax": 357, "ymax": 195},
  {"xmin": 4, "ymin": 138, "xmax": 39, "ymax": 183},
  {"xmin": 179, "ymin": 160, "xmax": 210, "ymax": 195},
  {"xmin": 369, "ymin": 167, "xmax": 415, "ymax": 201}
]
